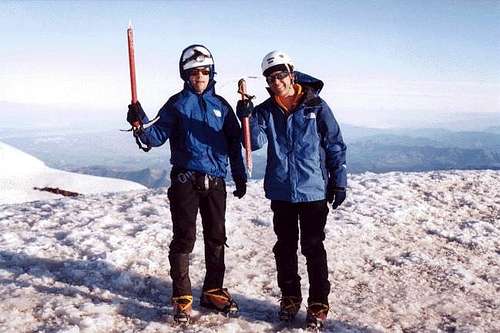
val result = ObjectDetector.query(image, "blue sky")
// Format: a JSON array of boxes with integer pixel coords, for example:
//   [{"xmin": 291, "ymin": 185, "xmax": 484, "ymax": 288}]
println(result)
[{"xmin": 1, "ymin": 0, "xmax": 499, "ymax": 126}]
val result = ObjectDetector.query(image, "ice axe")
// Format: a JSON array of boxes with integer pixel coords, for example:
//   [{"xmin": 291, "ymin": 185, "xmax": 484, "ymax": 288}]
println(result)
[
  {"xmin": 123, "ymin": 22, "xmax": 156, "ymax": 151},
  {"xmin": 237, "ymin": 79, "xmax": 254, "ymax": 177}
]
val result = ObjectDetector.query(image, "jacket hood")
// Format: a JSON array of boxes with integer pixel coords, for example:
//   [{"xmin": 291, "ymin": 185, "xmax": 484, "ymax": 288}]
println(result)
[{"xmin": 294, "ymin": 71, "xmax": 324, "ymax": 94}]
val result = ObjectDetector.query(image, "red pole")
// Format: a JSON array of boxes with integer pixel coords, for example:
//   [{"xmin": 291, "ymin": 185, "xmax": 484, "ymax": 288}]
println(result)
[
  {"xmin": 238, "ymin": 79, "xmax": 253, "ymax": 177},
  {"xmin": 127, "ymin": 22, "xmax": 140, "ymax": 127}
]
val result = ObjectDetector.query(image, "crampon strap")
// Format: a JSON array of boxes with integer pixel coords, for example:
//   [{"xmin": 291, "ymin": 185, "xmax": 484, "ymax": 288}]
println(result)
[
  {"xmin": 308, "ymin": 303, "xmax": 329, "ymax": 316},
  {"xmin": 281, "ymin": 296, "xmax": 302, "ymax": 312},
  {"xmin": 172, "ymin": 295, "xmax": 193, "ymax": 312}
]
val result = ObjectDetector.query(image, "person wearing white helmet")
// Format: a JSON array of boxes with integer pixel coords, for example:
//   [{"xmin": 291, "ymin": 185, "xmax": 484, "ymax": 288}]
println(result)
[
  {"xmin": 127, "ymin": 44, "xmax": 247, "ymax": 324},
  {"xmin": 179, "ymin": 44, "xmax": 215, "ymax": 91},
  {"xmin": 237, "ymin": 50, "xmax": 347, "ymax": 330}
]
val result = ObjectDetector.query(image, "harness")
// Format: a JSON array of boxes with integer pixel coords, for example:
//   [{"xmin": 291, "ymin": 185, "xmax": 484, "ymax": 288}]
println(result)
[{"xmin": 172, "ymin": 168, "xmax": 224, "ymax": 191}]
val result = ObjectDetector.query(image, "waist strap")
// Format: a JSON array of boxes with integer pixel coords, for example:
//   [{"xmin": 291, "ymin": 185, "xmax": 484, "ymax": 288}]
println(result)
[{"xmin": 171, "ymin": 168, "xmax": 224, "ymax": 191}]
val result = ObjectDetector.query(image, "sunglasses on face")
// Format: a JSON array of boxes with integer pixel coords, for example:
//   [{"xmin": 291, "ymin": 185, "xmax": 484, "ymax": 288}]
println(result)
[
  {"xmin": 266, "ymin": 71, "xmax": 290, "ymax": 84},
  {"xmin": 189, "ymin": 68, "xmax": 210, "ymax": 76}
]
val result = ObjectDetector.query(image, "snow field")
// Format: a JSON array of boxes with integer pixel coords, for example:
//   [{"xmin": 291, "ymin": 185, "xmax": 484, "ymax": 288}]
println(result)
[{"xmin": 0, "ymin": 170, "xmax": 499, "ymax": 332}]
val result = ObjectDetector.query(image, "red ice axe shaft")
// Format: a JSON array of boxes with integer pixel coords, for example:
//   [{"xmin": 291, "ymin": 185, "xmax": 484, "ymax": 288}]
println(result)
[
  {"xmin": 127, "ymin": 22, "xmax": 141, "ymax": 128},
  {"xmin": 238, "ymin": 79, "xmax": 253, "ymax": 177}
]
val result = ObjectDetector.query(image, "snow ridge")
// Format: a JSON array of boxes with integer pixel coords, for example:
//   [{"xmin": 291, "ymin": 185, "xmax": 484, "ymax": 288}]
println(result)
[{"xmin": 0, "ymin": 141, "xmax": 146, "ymax": 205}]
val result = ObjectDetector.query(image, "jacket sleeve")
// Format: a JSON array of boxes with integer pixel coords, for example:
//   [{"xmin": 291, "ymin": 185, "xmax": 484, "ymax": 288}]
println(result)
[
  {"xmin": 248, "ymin": 104, "xmax": 268, "ymax": 151},
  {"xmin": 223, "ymin": 104, "xmax": 248, "ymax": 182},
  {"xmin": 317, "ymin": 101, "xmax": 347, "ymax": 188},
  {"xmin": 138, "ymin": 101, "xmax": 177, "ymax": 147}
]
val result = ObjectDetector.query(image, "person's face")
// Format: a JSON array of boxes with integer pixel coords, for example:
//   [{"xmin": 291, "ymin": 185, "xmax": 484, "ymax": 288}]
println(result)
[
  {"xmin": 266, "ymin": 70, "xmax": 293, "ymax": 97},
  {"xmin": 188, "ymin": 66, "xmax": 210, "ymax": 94}
]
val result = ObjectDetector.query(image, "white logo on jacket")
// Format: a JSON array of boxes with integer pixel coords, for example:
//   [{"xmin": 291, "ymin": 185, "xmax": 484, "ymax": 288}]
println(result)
[
  {"xmin": 305, "ymin": 112, "xmax": 316, "ymax": 119},
  {"xmin": 213, "ymin": 109, "xmax": 222, "ymax": 117}
]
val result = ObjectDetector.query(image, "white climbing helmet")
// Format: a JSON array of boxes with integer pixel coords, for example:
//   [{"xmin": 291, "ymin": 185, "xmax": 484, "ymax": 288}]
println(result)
[
  {"xmin": 261, "ymin": 50, "xmax": 294, "ymax": 77},
  {"xmin": 179, "ymin": 44, "xmax": 215, "ymax": 80}
]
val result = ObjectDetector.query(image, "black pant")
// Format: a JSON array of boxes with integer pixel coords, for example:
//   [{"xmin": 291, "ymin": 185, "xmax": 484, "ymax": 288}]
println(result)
[
  {"xmin": 168, "ymin": 169, "xmax": 227, "ymax": 297},
  {"xmin": 271, "ymin": 200, "xmax": 330, "ymax": 305}
]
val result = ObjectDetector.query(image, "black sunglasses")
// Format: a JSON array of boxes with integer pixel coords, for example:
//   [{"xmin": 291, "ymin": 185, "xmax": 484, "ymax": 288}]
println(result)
[
  {"xmin": 266, "ymin": 71, "xmax": 290, "ymax": 84},
  {"xmin": 189, "ymin": 68, "xmax": 210, "ymax": 76}
]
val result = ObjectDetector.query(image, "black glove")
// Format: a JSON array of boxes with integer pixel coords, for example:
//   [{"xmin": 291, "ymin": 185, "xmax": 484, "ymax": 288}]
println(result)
[
  {"xmin": 233, "ymin": 178, "xmax": 247, "ymax": 199},
  {"xmin": 236, "ymin": 99, "xmax": 254, "ymax": 119},
  {"xmin": 127, "ymin": 101, "xmax": 146, "ymax": 127},
  {"xmin": 326, "ymin": 183, "xmax": 346, "ymax": 209}
]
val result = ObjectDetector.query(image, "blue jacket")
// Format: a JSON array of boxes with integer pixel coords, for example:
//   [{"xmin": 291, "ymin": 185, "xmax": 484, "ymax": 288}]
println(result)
[
  {"xmin": 137, "ymin": 81, "xmax": 247, "ymax": 181},
  {"xmin": 248, "ymin": 72, "xmax": 347, "ymax": 202}
]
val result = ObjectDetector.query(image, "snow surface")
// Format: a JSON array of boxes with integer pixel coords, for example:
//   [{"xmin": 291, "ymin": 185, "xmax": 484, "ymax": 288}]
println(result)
[
  {"xmin": 0, "ymin": 142, "xmax": 146, "ymax": 205},
  {"xmin": 0, "ymin": 170, "xmax": 499, "ymax": 332}
]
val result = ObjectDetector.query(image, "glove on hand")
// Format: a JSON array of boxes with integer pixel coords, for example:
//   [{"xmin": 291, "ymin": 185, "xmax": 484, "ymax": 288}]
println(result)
[
  {"xmin": 326, "ymin": 183, "xmax": 346, "ymax": 209},
  {"xmin": 236, "ymin": 99, "xmax": 254, "ymax": 119},
  {"xmin": 233, "ymin": 179, "xmax": 247, "ymax": 199},
  {"xmin": 127, "ymin": 101, "xmax": 146, "ymax": 127},
  {"xmin": 331, "ymin": 189, "xmax": 346, "ymax": 209}
]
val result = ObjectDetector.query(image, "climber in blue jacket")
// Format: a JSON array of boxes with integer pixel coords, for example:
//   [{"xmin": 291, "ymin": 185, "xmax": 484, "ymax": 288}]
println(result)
[
  {"xmin": 127, "ymin": 45, "xmax": 246, "ymax": 324},
  {"xmin": 236, "ymin": 50, "xmax": 347, "ymax": 330}
]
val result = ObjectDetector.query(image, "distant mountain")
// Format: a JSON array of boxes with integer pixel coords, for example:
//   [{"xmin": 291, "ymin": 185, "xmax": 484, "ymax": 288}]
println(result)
[
  {"xmin": 343, "ymin": 129, "xmax": 500, "ymax": 173},
  {"xmin": 3, "ymin": 125, "xmax": 500, "ymax": 189},
  {"xmin": 71, "ymin": 166, "xmax": 170, "ymax": 188},
  {"xmin": 351, "ymin": 133, "xmax": 439, "ymax": 147},
  {"xmin": 388, "ymin": 130, "xmax": 500, "ymax": 150},
  {"xmin": 0, "ymin": 128, "xmax": 168, "ymax": 170},
  {"xmin": 339, "ymin": 124, "xmax": 387, "ymax": 141},
  {"xmin": 70, "ymin": 154, "xmax": 270, "ymax": 188},
  {"xmin": 346, "ymin": 127, "xmax": 500, "ymax": 149},
  {"xmin": 348, "ymin": 143, "xmax": 500, "ymax": 173},
  {"xmin": 485, "ymin": 126, "xmax": 500, "ymax": 134},
  {"xmin": 426, "ymin": 112, "xmax": 500, "ymax": 131},
  {"xmin": 341, "ymin": 111, "xmax": 500, "ymax": 131}
]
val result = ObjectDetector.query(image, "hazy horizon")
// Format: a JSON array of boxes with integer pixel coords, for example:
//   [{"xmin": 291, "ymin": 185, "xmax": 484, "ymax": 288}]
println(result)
[{"xmin": 1, "ymin": 1, "xmax": 499, "ymax": 129}]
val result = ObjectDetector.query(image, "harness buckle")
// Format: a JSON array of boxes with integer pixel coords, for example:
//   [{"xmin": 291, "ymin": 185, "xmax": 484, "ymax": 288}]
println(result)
[{"xmin": 177, "ymin": 173, "xmax": 188, "ymax": 184}]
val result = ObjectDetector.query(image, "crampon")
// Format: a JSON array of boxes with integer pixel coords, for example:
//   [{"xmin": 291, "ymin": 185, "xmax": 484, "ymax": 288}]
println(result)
[
  {"xmin": 200, "ymin": 288, "xmax": 239, "ymax": 316},
  {"xmin": 172, "ymin": 295, "xmax": 193, "ymax": 325},
  {"xmin": 278, "ymin": 296, "xmax": 302, "ymax": 322},
  {"xmin": 305, "ymin": 303, "xmax": 329, "ymax": 331}
]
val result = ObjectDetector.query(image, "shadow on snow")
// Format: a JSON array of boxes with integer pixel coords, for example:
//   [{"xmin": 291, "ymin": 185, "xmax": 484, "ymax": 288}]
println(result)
[{"xmin": 0, "ymin": 250, "xmax": 375, "ymax": 332}]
